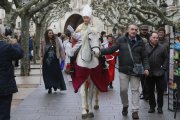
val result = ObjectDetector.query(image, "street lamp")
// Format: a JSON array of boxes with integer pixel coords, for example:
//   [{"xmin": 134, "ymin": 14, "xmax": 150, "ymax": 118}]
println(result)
[
  {"xmin": 159, "ymin": 0, "xmax": 168, "ymax": 15},
  {"xmin": 158, "ymin": 0, "xmax": 168, "ymax": 27},
  {"xmin": 112, "ymin": 27, "xmax": 117, "ymax": 35}
]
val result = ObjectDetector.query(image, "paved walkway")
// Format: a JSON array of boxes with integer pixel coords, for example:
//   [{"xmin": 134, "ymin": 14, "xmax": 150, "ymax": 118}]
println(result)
[{"xmin": 11, "ymin": 67, "xmax": 179, "ymax": 120}]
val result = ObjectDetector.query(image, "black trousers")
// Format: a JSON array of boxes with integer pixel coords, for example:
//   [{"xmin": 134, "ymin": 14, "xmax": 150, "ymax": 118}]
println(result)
[
  {"xmin": 140, "ymin": 75, "xmax": 149, "ymax": 98},
  {"xmin": 147, "ymin": 76, "xmax": 164, "ymax": 108},
  {"xmin": 0, "ymin": 94, "xmax": 13, "ymax": 120}
]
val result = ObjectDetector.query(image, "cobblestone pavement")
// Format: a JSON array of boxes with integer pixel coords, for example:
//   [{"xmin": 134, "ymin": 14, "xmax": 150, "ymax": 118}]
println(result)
[{"xmin": 11, "ymin": 69, "xmax": 179, "ymax": 120}]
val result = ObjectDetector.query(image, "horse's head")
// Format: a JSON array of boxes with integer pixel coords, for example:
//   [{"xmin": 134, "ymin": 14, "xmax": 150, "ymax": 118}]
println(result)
[{"xmin": 88, "ymin": 32, "xmax": 100, "ymax": 57}]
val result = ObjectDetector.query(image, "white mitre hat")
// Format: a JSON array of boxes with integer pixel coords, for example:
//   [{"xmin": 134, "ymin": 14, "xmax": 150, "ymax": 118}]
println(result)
[{"xmin": 82, "ymin": 4, "xmax": 92, "ymax": 17}]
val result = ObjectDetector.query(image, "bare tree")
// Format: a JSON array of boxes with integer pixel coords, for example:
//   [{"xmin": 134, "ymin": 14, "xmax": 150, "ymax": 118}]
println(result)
[
  {"xmin": 0, "ymin": 0, "xmax": 70, "ymax": 76},
  {"xmin": 32, "ymin": 1, "xmax": 71, "ymax": 63},
  {"xmin": 91, "ymin": 0, "xmax": 138, "ymax": 31},
  {"xmin": 91, "ymin": 0, "xmax": 180, "ymax": 29}
]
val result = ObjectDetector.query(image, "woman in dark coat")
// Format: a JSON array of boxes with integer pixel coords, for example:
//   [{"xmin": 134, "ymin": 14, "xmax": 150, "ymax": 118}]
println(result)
[
  {"xmin": 42, "ymin": 29, "xmax": 66, "ymax": 94},
  {"xmin": 0, "ymin": 28, "xmax": 24, "ymax": 120}
]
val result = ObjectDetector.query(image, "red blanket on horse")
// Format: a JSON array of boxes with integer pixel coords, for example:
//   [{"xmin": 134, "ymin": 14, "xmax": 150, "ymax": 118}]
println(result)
[{"xmin": 72, "ymin": 61, "xmax": 109, "ymax": 93}]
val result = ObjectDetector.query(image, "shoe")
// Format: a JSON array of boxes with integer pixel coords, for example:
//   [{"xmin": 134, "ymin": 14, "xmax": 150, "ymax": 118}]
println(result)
[
  {"xmin": 53, "ymin": 87, "xmax": 57, "ymax": 91},
  {"xmin": 48, "ymin": 88, "xmax": 52, "ymax": 94},
  {"xmin": 132, "ymin": 112, "xmax": 139, "ymax": 119},
  {"xmin": 122, "ymin": 106, "xmax": 128, "ymax": 116},
  {"xmin": 109, "ymin": 82, "xmax": 113, "ymax": 89},
  {"xmin": 140, "ymin": 94, "xmax": 144, "ymax": 99},
  {"xmin": 157, "ymin": 108, "xmax": 163, "ymax": 114},
  {"xmin": 144, "ymin": 96, "xmax": 149, "ymax": 101},
  {"xmin": 164, "ymin": 91, "xmax": 168, "ymax": 95},
  {"xmin": 109, "ymin": 84, "xmax": 113, "ymax": 89},
  {"xmin": 148, "ymin": 108, "xmax": 155, "ymax": 113}
]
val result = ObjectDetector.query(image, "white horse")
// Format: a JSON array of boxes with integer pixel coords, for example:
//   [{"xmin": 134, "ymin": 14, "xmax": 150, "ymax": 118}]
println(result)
[{"xmin": 74, "ymin": 27, "xmax": 106, "ymax": 119}]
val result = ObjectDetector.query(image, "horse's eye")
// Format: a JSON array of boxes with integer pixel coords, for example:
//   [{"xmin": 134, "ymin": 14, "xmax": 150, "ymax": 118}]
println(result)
[{"xmin": 88, "ymin": 38, "xmax": 91, "ymax": 41}]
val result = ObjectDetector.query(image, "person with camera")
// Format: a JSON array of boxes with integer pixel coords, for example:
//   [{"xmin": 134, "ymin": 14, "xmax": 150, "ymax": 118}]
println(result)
[
  {"xmin": 0, "ymin": 26, "xmax": 24, "ymax": 120},
  {"xmin": 145, "ymin": 32, "xmax": 168, "ymax": 114},
  {"xmin": 100, "ymin": 24, "xmax": 149, "ymax": 119}
]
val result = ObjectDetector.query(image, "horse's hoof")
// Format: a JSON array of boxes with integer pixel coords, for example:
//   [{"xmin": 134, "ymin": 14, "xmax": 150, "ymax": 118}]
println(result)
[
  {"xmin": 86, "ymin": 109, "xmax": 89, "ymax": 113},
  {"xmin": 88, "ymin": 112, "xmax": 94, "ymax": 118},
  {"xmin": 82, "ymin": 114, "xmax": 88, "ymax": 119},
  {"xmin": 94, "ymin": 105, "xmax": 99, "ymax": 110}
]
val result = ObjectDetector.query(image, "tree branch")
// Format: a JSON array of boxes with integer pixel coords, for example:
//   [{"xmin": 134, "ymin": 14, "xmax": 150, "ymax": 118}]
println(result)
[
  {"xmin": 29, "ymin": 0, "xmax": 62, "ymax": 15},
  {"xmin": 0, "ymin": 0, "xmax": 12, "ymax": 13},
  {"xmin": 13, "ymin": 0, "xmax": 22, "ymax": 8}
]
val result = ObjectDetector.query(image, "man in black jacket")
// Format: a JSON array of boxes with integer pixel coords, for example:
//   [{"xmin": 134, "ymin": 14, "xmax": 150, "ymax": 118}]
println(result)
[
  {"xmin": 146, "ymin": 32, "xmax": 168, "ymax": 114},
  {"xmin": 101, "ymin": 24, "xmax": 149, "ymax": 119},
  {"xmin": 139, "ymin": 25, "xmax": 150, "ymax": 100},
  {"xmin": 0, "ymin": 27, "xmax": 24, "ymax": 120}
]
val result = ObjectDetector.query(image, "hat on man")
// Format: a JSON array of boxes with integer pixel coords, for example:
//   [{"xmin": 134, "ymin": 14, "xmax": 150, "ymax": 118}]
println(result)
[
  {"xmin": 82, "ymin": 4, "xmax": 92, "ymax": 17},
  {"xmin": 140, "ymin": 25, "xmax": 149, "ymax": 30}
]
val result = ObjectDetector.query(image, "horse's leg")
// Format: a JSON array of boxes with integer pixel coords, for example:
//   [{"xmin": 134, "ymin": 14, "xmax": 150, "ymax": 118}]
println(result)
[
  {"xmin": 85, "ymin": 86, "xmax": 89, "ymax": 112},
  {"xmin": 80, "ymin": 82, "xmax": 88, "ymax": 119},
  {"xmin": 87, "ymin": 80, "xmax": 95, "ymax": 118},
  {"xmin": 94, "ymin": 87, "xmax": 99, "ymax": 110}
]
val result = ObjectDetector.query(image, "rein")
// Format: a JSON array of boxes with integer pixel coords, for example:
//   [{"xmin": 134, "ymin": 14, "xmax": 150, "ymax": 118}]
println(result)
[{"xmin": 81, "ymin": 32, "xmax": 100, "ymax": 62}]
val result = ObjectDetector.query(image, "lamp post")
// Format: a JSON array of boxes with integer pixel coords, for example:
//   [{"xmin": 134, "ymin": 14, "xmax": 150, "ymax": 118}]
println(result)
[
  {"xmin": 159, "ymin": 0, "xmax": 168, "ymax": 15},
  {"xmin": 112, "ymin": 27, "xmax": 117, "ymax": 35},
  {"xmin": 158, "ymin": 0, "xmax": 168, "ymax": 27}
]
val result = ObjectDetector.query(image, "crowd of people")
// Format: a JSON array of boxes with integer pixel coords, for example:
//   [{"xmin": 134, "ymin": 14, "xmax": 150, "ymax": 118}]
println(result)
[
  {"xmin": 0, "ymin": 4, "xmax": 170, "ymax": 120},
  {"xmin": 40, "ymin": 25, "xmax": 169, "ymax": 120}
]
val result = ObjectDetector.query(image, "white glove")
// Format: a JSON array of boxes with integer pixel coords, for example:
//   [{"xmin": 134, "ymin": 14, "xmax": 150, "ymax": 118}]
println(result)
[
  {"xmin": 67, "ymin": 25, "xmax": 74, "ymax": 33},
  {"xmin": 73, "ymin": 32, "xmax": 81, "ymax": 40}
]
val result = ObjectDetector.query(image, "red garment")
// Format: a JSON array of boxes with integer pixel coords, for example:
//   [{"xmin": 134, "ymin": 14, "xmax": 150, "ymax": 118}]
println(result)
[
  {"xmin": 72, "ymin": 61, "xmax": 109, "ymax": 93},
  {"xmin": 105, "ymin": 43, "xmax": 118, "ymax": 82},
  {"xmin": 72, "ymin": 37, "xmax": 78, "ymax": 47}
]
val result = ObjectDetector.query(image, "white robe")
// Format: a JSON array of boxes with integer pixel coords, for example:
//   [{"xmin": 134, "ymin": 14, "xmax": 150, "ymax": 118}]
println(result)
[{"xmin": 73, "ymin": 23, "xmax": 100, "ymax": 68}]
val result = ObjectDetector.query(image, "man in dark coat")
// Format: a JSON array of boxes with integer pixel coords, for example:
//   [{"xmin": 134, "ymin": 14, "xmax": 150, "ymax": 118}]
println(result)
[
  {"xmin": 146, "ymin": 32, "xmax": 168, "ymax": 114},
  {"xmin": 0, "ymin": 27, "xmax": 24, "ymax": 120},
  {"xmin": 139, "ymin": 25, "xmax": 151, "ymax": 100},
  {"xmin": 158, "ymin": 27, "xmax": 169, "ymax": 95},
  {"xmin": 101, "ymin": 24, "xmax": 149, "ymax": 119}
]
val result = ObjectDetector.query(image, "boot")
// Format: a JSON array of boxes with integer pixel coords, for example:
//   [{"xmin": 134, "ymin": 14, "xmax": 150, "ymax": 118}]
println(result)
[{"xmin": 48, "ymin": 88, "xmax": 52, "ymax": 94}]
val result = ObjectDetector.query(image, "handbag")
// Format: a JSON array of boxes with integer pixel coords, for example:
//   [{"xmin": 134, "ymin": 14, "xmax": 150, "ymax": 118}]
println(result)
[{"xmin": 127, "ymin": 42, "xmax": 144, "ymax": 75}]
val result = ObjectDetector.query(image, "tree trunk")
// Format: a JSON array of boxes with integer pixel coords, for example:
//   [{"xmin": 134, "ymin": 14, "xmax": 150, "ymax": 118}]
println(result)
[
  {"xmin": 20, "ymin": 15, "xmax": 30, "ymax": 76},
  {"xmin": 33, "ymin": 23, "xmax": 42, "ymax": 63},
  {"xmin": 32, "ymin": 38, "xmax": 36, "ymax": 64}
]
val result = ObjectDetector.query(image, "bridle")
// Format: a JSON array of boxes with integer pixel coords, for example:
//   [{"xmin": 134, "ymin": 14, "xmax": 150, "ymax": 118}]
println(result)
[
  {"xmin": 80, "ymin": 32, "xmax": 100, "ymax": 62},
  {"xmin": 88, "ymin": 32, "xmax": 100, "ymax": 53}
]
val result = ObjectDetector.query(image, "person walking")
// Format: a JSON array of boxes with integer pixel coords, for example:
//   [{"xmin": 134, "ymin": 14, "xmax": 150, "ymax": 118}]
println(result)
[
  {"xmin": 41, "ymin": 29, "xmax": 66, "ymax": 94},
  {"xmin": 139, "ymin": 25, "xmax": 151, "ymax": 100},
  {"xmin": 146, "ymin": 32, "xmax": 168, "ymax": 114},
  {"xmin": 0, "ymin": 26, "xmax": 24, "ymax": 120},
  {"xmin": 64, "ymin": 32, "xmax": 73, "ymax": 82},
  {"xmin": 104, "ymin": 34, "xmax": 118, "ymax": 89},
  {"xmin": 157, "ymin": 27, "xmax": 169, "ymax": 95},
  {"xmin": 101, "ymin": 24, "xmax": 149, "ymax": 119}
]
